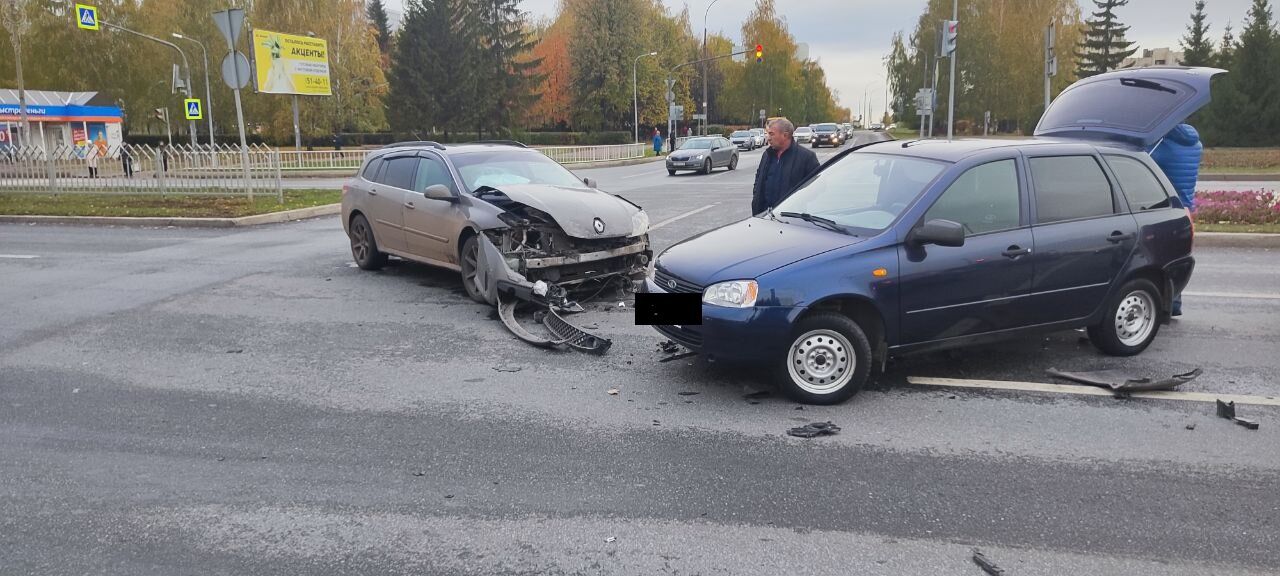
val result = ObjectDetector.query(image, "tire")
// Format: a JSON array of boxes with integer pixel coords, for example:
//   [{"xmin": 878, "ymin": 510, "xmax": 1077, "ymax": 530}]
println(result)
[
  {"xmin": 774, "ymin": 312, "xmax": 873, "ymax": 405},
  {"xmin": 701, "ymin": 159, "xmax": 712, "ymax": 174},
  {"xmin": 349, "ymin": 213, "xmax": 387, "ymax": 271},
  {"xmin": 668, "ymin": 169, "xmax": 677, "ymax": 176},
  {"xmin": 1088, "ymin": 279, "xmax": 1162, "ymax": 356},
  {"xmin": 458, "ymin": 235, "xmax": 488, "ymax": 304},
  {"xmin": 729, "ymin": 154, "xmax": 738, "ymax": 170}
]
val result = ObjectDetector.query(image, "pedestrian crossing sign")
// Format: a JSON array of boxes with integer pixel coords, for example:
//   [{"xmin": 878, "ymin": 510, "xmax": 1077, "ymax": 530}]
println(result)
[
  {"xmin": 76, "ymin": 4, "xmax": 99, "ymax": 30},
  {"xmin": 184, "ymin": 99, "xmax": 203, "ymax": 120}
]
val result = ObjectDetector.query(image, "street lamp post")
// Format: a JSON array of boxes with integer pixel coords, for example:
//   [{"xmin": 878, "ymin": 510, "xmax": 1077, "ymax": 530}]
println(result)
[
  {"xmin": 172, "ymin": 33, "xmax": 214, "ymax": 147},
  {"xmin": 633, "ymin": 51, "xmax": 658, "ymax": 144},
  {"xmin": 702, "ymin": 0, "xmax": 723, "ymax": 137}
]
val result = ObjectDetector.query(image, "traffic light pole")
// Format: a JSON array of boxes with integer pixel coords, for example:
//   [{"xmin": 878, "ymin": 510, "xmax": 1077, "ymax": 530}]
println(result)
[
  {"xmin": 667, "ymin": 47, "xmax": 751, "ymax": 144},
  {"xmin": 947, "ymin": 0, "xmax": 957, "ymax": 141},
  {"xmin": 101, "ymin": 20, "xmax": 197, "ymax": 147}
]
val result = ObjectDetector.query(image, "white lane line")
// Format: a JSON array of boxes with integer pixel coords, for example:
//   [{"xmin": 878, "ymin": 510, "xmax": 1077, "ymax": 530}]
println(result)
[
  {"xmin": 0, "ymin": 254, "xmax": 39, "ymax": 259},
  {"xmin": 618, "ymin": 171, "xmax": 656, "ymax": 179},
  {"xmin": 907, "ymin": 376, "xmax": 1280, "ymax": 407},
  {"xmin": 650, "ymin": 204, "xmax": 719, "ymax": 231},
  {"xmin": 1183, "ymin": 291, "xmax": 1280, "ymax": 300}
]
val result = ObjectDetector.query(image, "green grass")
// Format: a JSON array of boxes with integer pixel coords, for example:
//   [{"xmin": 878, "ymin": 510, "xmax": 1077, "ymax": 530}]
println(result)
[
  {"xmin": 1195, "ymin": 222, "xmax": 1280, "ymax": 234},
  {"xmin": 0, "ymin": 189, "xmax": 340, "ymax": 218}
]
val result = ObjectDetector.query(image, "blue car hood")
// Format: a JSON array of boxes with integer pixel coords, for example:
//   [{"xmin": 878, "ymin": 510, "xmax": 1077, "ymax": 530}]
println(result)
[{"xmin": 656, "ymin": 217, "xmax": 861, "ymax": 286}]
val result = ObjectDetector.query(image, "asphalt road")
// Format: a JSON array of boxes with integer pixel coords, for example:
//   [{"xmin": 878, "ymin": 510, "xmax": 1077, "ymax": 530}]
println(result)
[{"xmin": 2, "ymin": 140, "xmax": 1279, "ymax": 575}]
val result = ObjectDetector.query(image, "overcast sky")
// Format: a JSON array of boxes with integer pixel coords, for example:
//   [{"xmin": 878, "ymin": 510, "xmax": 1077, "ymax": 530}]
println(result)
[{"xmin": 389, "ymin": 0, "xmax": 1259, "ymax": 119}]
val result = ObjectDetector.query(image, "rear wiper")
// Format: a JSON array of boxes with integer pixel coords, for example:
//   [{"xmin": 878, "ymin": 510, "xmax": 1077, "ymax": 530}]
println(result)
[
  {"xmin": 1120, "ymin": 77, "xmax": 1177, "ymax": 94},
  {"xmin": 779, "ymin": 211, "xmax": 849, "ymax": 235}
]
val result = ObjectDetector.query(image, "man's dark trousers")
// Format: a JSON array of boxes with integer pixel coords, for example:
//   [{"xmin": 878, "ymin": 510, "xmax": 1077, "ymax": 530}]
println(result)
[{"xmin": 751, "ymin": 144, "xmax": 820, "ymax": 215}]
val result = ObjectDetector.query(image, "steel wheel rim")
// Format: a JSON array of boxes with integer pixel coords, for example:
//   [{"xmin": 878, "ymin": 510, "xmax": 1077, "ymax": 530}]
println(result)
[
  {"xmin": 462, "ymin": 241, "xmax": 480, "ymax": 293},
  {"xmin": 787, "ymin": 329, "xmax": 855, "ymax": 395},
  {"xmin": 351, "ymin": 220, "xmax": 369, "ymax": 263},
  {"xmin": 1115, "ymin": 290, "xmax": 1155, "ymax": 347}
]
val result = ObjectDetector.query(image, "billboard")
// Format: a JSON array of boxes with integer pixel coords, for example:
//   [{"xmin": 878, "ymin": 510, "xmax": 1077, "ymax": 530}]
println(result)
[{"xmin": 252, "ymin": 29, "xmax": 332, "ymax": 96}]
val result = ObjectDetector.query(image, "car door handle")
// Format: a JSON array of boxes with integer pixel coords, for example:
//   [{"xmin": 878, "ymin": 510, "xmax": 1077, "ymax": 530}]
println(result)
[
  {"xmin": 367, "ymin": 188, "xmax": 378, "ymax": 196},
  {"xmin": 1107, "ymin": 232, "xmax": 1135, "ymax": 243},
  {"xmin": 404, "ymin": 201, "xmax": 416, "ymax": 210},
  {"xmin": 1002, "ymin": 246, "xmax": 1032, "ymax": 259}
]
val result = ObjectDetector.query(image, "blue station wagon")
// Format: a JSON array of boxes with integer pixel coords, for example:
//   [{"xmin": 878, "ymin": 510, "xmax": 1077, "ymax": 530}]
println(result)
[{"xmin": 645, "ymin": 67, "xmax": 1220, "ymax": 404}]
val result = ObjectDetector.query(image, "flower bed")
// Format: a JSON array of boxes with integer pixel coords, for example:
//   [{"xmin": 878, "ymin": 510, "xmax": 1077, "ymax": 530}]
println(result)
[{"xmin": 1192, "ymin": 189, "xmax": 1280, "ymax": 225}]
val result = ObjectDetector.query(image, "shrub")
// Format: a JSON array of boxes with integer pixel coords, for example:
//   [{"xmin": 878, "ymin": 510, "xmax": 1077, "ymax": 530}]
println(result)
[{"xmin": 1192, "ymin": 189, "xmax": 1280, "ymax": 224}]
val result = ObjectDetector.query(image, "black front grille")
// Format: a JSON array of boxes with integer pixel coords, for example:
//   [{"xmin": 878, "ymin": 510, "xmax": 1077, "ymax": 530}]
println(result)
[{"xmin": 654, "ymin": 269, "xmax": 703, "ymax": 294}]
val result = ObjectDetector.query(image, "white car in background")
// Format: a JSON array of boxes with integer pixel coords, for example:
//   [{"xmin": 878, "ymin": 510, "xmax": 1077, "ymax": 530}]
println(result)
[{"xmin": 794, "ymin": 126, "xmax": 814, "ymax": 144}]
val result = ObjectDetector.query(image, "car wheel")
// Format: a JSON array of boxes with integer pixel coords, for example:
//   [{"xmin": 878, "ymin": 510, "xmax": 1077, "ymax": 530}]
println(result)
[
  {"xmin": 668, "ymin": 169, "xmax": 677, "ymax": 176},
  {"xmin": 729, "ymin": 154, "xmax": 738, "ymax": 170},
  {"xmin": 1088, "ymin": 278, "xmax": 1162, "ymax": 356},
  {"xmin": 702, "ymin": 159, "xmax": 712, "ymax": 174},
  {"xmin": 775, "ymin": 312, "xmax": 873, "ymax": 405},
  {"xmin": 458, "ymin": 235, "xmax": 488, "ymax": 304},
  {"xmin": 349, "ymin": 213, "xmax": 387, "ymax": 271}
]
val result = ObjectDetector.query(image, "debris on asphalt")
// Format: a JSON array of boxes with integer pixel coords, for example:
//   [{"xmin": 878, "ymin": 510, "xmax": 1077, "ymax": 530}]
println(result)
[
  {"xmin": 542, "ymin": 306, "xmax": 612, "ymax": 354},
  {"xmin": 794, "ymin": 406, "xmax": 805, "ymax": 411},
  {"xmin": 226, "ymin": 348, "xmax": 244, "ymax": 354},
  {"xmin": 786, "ymin": 421, "xmax": 841, "ymax": 438},
  {"xmin": 607, "ymin": 388, "xmax": 619, "ymax": 395},
  {"xmin": 605, "ymin": 536, "xmax": 617, "ymax": 543},
  {"xmin": 1047, "ymin": 367, "xmax": 1202, "ymax": 397},
  {"xmin": 744, "ymin": 390, "xmax": 771, "ymax": 401},
  {"xmin": 411, "ymin": 471, "xmax": 425, "ymax": 477},
  {"xmin": 971, "ymin": 549, "xmax": 1005, "ymax": 575},
  {"xmin": 617, "ymin": 301, "xmax": 626, "ymax": 308},
  {"xmin": 660, "ymin": 351, "xmax": 698, "ymax": 363},
  {"xmin": 1186, "ymin": 423, "xmax": 1196, "ymax": 430},
  {"xmin": 677, "ymin": 391, "xmax": 700, "ymax": 396},
  {"xmin": 492, "ymin": 366, "xmax": 523, "ymax": 373},
  {"xmin": 659, "ymin": 340, "xmax": 681, "ymax": 354},
  {"xmin": 1216, "ymin": 399, "xmax": 1260, "ymax": 430},
  {"xmin": 445, "ymin": 494, "xmax": 454, "ymax": 499}
]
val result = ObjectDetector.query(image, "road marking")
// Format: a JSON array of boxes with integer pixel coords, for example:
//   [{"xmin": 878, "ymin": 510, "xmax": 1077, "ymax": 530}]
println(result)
[
  {"xmin": 1183, "ymin": 291, "xmax": 1280, "ymax": 301},
  {"xmin": 650, "ymin": 204, "xmax": 718, "ymax": 231},
  {"xmin": 907, "ymin": 376, "xmax": 1280, "ymax": 407},
  {"xmin": 0, "ymin": 254, "xmax": 39, "ymax": 259},
  {"xmin": 618, "ymin": 171, "xmax": 654, "ymax": 179}
]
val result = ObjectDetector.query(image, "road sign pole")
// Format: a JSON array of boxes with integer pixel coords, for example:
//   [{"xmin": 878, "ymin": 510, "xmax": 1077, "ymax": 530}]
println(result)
[
  {"xmin": 293, "ymin": 95, "xmax": 302, "ymax": 150},
  {"xmin": 213, "ymin": 8, "xmax": 253, "ymax": 199},
  {"xmin": 947, "ymin": 0, "xmax": 957, "ymax": 141}
]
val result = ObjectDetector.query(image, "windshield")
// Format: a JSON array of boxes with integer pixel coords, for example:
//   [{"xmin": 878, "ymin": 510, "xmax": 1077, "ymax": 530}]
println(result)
[
  {"xmin": 731, "ymin": 131, "xmax": 752, "ymax": 137},
  {"xmin": 453, "ymin": 149, "xmax": 585, "ymax": 192},
  {"xmin": 815, "ymin": 124, "xmax": 838, "ymax": 133},
  {"xmin": 773, "ymin": 153, "xmax": 947, "ymax": 234},
  {"xmin": 680, "ymin": 138, "xmax": 716, "ymax": 150}
]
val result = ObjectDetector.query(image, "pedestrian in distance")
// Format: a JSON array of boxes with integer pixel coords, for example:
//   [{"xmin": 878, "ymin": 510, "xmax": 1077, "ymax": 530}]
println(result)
[
  {"xmin": 121, "ymin": 147, "xmax": 134, "ymax": 178},
  {"xmin": 653, "ymin": 129, "xmax": 664, "ymax": 157},
  {"xmin": 751, "ymin": 117, "xmax": 820, "ymax": 216},
  {"xmin": 86, "ymin": 151, "xmax": 98, "ymax": 179}
]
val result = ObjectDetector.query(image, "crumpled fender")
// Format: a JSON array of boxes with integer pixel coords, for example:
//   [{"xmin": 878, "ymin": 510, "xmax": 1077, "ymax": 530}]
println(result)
[{"xmin": 476, "ymin": 233, "xmax": 532, "ymax": 306}]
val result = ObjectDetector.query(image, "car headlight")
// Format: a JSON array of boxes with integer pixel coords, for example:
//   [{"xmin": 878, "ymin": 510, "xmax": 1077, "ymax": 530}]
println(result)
[
  {"xmin": 694, "ymin": 154, "xmax": 705, "ymax": 160},
  {"xmin": 631, "ymin": 210, "xmax": 649, "ymax": 236},
  {"xmin": 703, "ymin": 280, "xmax": 758, "ymax": 308}
]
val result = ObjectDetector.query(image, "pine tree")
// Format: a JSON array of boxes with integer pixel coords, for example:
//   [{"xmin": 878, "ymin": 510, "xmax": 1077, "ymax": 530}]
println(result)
[
  {"xmin": 1231, "ymin": 0, "xmax": 1278, "ymax": 145},
  {"xmin": 1180, "ymin": 1, "xmax": 1214, "ymax": 66},
  {"xmin": 1075, "ymin": 0, "xmax": 1138, "ymax": 77},
  {"xmin": 472, "ymin": 0, "xmax": 544, "ymax": 136},
  {"xmin": 367, "ymin": 0, "xmax": 392, "ymax": 59},
  {"xmin": 388, "ymin": 0, "xmax": 472, "ymax": 137},
  {"xmin": 1217, "ymin": 21, "xmax": 1236, "ymax": 67}
]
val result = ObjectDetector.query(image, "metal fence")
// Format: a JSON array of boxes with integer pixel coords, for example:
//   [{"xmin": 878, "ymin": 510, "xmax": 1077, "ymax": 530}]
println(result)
[
  {"xmin": 0, "ymin": 144, "xmax": 283, "ymax": 200},
  {"xmin": 535, "ymin": 143, "xmax": 648, "ymax": 164}
]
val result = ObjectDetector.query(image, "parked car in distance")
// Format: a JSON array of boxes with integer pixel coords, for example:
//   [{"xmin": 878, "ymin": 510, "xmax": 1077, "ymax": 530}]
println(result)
[
  {"xmin": 646, "ymin": 67, "xmax": 1218, "ymax": 404},
  {"xmin": 730, "ymin": 130, "xmax": 757, "ymax": 150},
  {"xmin": 811, "ymin": 123, "xmax": 843, "ymax": 148},
  {"xmin": 750, "ymin": 128, "xmax": 767, "ymax": 148},
  {"xmin": 794, "ymin": 126, "xmax": 814, "ymax": 144},
  {"xmin": 666, "ymin": 136, "xmax": 740, "ymax": 175}
]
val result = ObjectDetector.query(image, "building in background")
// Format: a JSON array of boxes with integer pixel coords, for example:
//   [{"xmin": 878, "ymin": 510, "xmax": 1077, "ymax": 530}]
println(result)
[
  {"xmin": 0, "ymin": 90, "xmax": 124, "ymax": 154},
  {"xmin": 1120, "ymin": 48, "xmax": 1185, "ymax": 69}
]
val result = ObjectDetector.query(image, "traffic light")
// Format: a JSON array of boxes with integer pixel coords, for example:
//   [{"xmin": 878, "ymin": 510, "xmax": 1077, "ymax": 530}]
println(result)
[
  {"xmin": 755, "ymin": 44, "xmax": 764, "ymax": 63},
  {"xmin": 942, "ymin": 20, "xmax": 958, "ymax": 56},
  {"xmin": 154, "ymin": 108, "xmax": 166, "ymax": 121}
]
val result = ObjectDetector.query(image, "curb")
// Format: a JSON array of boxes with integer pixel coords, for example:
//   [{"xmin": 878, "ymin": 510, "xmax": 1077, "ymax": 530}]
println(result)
[
  {"xmin": 565, "ymin": 156, "xmax": 666, "ymax": 170},
  {"xmin": 1199, "ymin": 174, "xmax": 1280, "ymax": 182},
  {"xmin": 1195, "ymin": 231, "xmax": 1280, "ymax": 249},
  {"xmin": 0, "ymin": 203, "xmax": 341, "ymax": 228}
]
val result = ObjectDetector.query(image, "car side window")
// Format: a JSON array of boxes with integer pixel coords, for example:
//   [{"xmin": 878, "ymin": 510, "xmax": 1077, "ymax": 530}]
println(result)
[
  {"xmin": 1029, "ymin": 155, "xmax": 1116, "ymax": 224},
  {"xmin": 924, "ymin": 159, "xmax": 1021, "ymax": 236},
  {"xmin": 1105, "ymin": 154, "xmax": 1172, "ymax": 212},
  {"xmin": 361, "ymin": 157, "xmax": 384, "ymax": 181},
  {"xmin": 381, "ymin": 156, "xmax": 418, "ymax": 190},
  {"xmin": 414, "ymin": 155, "xmax": 457, "ymax": 194}
]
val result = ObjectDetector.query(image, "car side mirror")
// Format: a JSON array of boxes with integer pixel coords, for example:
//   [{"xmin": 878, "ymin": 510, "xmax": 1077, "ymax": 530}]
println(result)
[
  {"xmin": 422, "ymin": 184, "xmax": 455, "ymax": 201},
  {"xmin": 910, "ymin": 219, "xmax": 965, "ymax": 247},
  {"xmin": 583, "ymin": 177, "xmax": 598, "ymax": 189}
]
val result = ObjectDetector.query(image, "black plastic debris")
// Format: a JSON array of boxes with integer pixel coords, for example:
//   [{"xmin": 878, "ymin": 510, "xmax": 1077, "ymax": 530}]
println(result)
[
  {"xmin": 1216, "ymin": 399, "xmax": 1260, "ymax": 430},
  {"xmin": 744, "ymin": 390, "xmax": 771, "ymax": 400},
  {"xmin": 971, "ymin": 549, "xmax": 1005, "ymax": 575},
  {"xmin": 786, "ymin": 421, "xmax": 841, "ymax": 438},
  {"xmin": 677, "ymin": 391, "xmax": 700, "ymax": 396},
  {"xmin": 492, "ymin": 366, "xmax": 523, "ymax": 373},
  {"xmin": 659, "ymin": 340, "xmax": 682, "ymax": 354},
  {"xmin": 1047, "ymin": 367, "xmax": 1202, "ymax": 397},
  {"xmin": 659, "ymin": 351, "xmax": 698, "ymax": 363},
  {"xmin": 543, "ymin": 306, "xmax": 612, "ymax": 354}
]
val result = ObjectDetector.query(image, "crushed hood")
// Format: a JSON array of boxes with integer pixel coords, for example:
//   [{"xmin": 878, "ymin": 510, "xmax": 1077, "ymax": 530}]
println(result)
[{"xmin": 483, "ymin": 183, "xmax": 641, "ymax": 239}]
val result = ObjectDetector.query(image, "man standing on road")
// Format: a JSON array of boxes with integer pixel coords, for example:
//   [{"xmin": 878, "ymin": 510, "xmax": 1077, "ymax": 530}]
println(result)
[{"xmin": 751, "ymin": 117, "xmax": 820, "ymax": 215}]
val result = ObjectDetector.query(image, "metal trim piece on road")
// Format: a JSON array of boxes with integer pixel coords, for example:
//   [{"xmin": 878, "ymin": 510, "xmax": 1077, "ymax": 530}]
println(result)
[
  {"xmin": 907, "ymin": 376, "xmax": 1280, "ymax": 407},
  {"xmin": 650, "ymin": 204, "xmax": 718, "ymax": 231}
]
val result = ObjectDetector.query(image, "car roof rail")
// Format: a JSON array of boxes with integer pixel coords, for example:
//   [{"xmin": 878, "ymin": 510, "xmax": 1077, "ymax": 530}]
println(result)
[
  {"xmin": 382, "ymin": 140, "xmax": 446, "ymax": 150},
  {"xmin": 468, "ymin": 140, "xmax": 529, "ymax": 148}
]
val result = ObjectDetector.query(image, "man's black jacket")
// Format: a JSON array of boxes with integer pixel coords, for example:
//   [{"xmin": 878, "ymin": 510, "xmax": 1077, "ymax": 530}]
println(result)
[{"xmin": 751, "ymin": 144, "xmax": 821, "ymax": 215}]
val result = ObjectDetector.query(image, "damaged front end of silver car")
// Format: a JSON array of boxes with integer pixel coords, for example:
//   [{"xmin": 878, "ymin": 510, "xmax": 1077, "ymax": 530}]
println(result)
[{"xmin": 472, "ymin": 200, "xmax": 651, "ymax": 354}]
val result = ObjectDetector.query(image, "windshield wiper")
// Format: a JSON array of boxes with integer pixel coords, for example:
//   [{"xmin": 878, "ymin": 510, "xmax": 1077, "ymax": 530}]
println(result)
[
  {"xmin": 1120, "ymin": 77, "xmax": 1177, "ymax": 94},
  {"xmin": 778, "ymin": 211, "xmax": 849, "ymax": 235}
]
